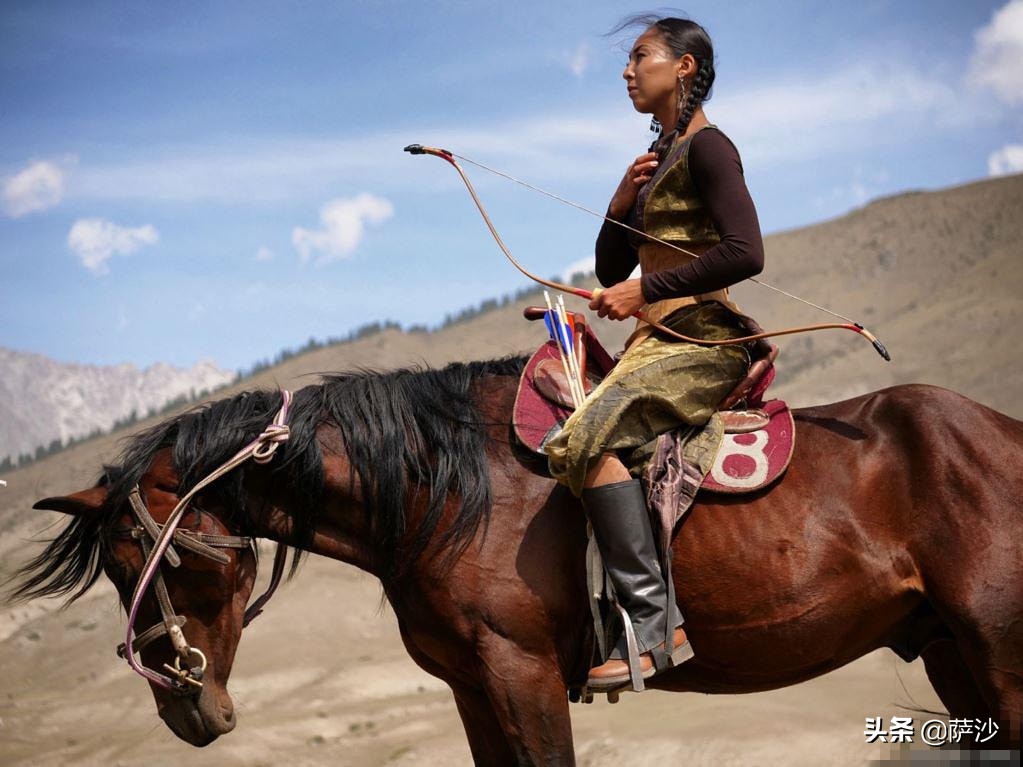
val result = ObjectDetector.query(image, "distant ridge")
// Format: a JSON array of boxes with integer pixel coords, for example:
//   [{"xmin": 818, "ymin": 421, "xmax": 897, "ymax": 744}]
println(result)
[{"xmin": 0, "ymin": 348, "xmax": 233, "ymax": 467}]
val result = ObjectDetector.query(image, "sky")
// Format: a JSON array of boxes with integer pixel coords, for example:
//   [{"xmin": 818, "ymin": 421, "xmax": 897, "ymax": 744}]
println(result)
[{"xmin": 2, "ymin": 0, "xmax": 1021, "ymax": 372}]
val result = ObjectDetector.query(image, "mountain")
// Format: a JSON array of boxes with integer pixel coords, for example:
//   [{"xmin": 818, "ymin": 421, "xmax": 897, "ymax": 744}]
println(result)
[
  {"xmin": 0, "ymin": 172, "xmax": 1020, "ymax": 766},
  {"xmin": 0, "ymin": 348, "xmax": 234, "ymax": 465}
]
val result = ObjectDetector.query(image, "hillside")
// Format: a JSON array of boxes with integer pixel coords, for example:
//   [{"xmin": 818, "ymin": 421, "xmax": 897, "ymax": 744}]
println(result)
[{"xmin": 0, "ymin": 172, "xmax": 1020, "ymax": 766}]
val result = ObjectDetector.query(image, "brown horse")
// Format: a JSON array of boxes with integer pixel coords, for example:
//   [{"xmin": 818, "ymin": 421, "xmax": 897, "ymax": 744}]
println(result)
[{"xmin": 11, "ymin": 357, "xmax": 1023, "ymax": 762}]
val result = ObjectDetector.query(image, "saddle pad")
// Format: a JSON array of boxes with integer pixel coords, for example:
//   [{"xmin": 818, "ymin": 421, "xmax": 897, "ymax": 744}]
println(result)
[
  {"xmin": 700, "ymin": 399, "xmax": 794, "ymax": 494},
  {"xmin": 514, "ymin": 332, "xmax": 793, "ymax": 496},
  {"xmin": 513, "ymin": 328, "xmax": 616, "ymax": 454}
]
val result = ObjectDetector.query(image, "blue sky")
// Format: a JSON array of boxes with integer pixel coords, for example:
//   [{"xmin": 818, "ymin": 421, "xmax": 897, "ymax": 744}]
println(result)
[{"xmin": 2, "ymin": 0, "xmax": 1021, "ymax": 371}]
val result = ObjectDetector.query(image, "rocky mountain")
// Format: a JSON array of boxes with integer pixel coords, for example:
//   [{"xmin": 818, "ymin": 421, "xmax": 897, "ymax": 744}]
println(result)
[{"xmin": 0, "ymin": 348, "xmax": 234, "ymax": 465}]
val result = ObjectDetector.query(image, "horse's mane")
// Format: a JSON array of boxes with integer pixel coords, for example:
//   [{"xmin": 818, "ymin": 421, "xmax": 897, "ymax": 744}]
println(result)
[{"xmin": 11, "ymin": 355, "xmax": 528, "ymax": 603}]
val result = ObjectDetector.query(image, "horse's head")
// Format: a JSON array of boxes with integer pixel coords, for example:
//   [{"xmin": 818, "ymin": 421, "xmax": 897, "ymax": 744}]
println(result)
[{"xmin": 29, "ymin": 453, "xmax": 258, "ymax": 746}]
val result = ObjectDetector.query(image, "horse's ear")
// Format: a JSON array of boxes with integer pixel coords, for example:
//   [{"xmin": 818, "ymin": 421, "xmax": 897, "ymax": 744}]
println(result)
[{"xmin": 33, "ymin": 486, "xmax": 109, "ymax": 516}]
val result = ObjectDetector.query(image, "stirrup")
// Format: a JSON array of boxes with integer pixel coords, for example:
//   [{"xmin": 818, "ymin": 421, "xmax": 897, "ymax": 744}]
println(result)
[
  {"xmin": 585, "ymin": 634, "xmax": 694, "ymax": 694},
  {"xmin": 671, "ymin": 639, "xmax": 695, "ymax": 666}
]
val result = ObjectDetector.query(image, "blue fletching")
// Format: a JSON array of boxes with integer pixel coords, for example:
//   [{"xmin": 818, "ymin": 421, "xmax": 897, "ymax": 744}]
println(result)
[
  {"xmin": 557, "ymin": 321, "xmax": 573, "ymax": 352},
  {"xmin": 543, "ymin": 308, "xmax": 576, "ymax": 357},
  {"xmin": 543, "ymin": 312, "xmax": 556, "ymax": 341}
]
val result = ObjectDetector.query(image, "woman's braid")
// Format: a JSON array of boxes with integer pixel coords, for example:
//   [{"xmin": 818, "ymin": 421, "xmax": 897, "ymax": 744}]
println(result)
[{"xmin": 676, "ymin": 58, "xmax": 715, "ymax": 135}]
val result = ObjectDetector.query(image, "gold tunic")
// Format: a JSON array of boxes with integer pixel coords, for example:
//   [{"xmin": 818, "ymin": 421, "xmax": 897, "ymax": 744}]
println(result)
[
  {"xmin": 626, "ymin": 124, "xmax": 744, "ymax": 347},
  {"xmin": 627, "ymin": 241, "xmax": 743, "ymax": 348},
  {"xmin": 546, "ymin": 126, "xmax": 754, "ymax": 495}
]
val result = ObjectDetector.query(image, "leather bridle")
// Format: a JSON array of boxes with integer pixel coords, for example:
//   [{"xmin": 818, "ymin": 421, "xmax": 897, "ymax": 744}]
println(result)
[
  {"xmin": 115, "ymin": 391, "xmax": 294, "ymax": 694},
  {"xmin": 114, "ymin": 486, "xmax": 289, "ymax": 693}
]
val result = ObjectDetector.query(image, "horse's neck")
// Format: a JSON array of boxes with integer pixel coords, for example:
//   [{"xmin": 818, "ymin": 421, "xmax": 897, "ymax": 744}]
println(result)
[
  {"xmin": 474, "ymin": 373, "xmax": 522, "ymax": 441},
  {"xmin": 246, "ymin": 453, "xmax": 383, "ymax": 576},
  {"xmin": 251, "ymin": 372, "xmax": 532, "ymax": 580}
]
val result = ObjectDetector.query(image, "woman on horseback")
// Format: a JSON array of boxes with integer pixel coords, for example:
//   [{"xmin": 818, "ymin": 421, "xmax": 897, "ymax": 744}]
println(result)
[{"xmin": 545, "ymin": 15, "xmax": 766, "ymax": 691}]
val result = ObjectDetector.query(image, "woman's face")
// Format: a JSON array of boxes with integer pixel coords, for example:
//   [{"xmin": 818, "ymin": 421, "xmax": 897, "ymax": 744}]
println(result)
[{"xmin": 622, "ymin": 28, "xmax": 685, "ymax": 115}]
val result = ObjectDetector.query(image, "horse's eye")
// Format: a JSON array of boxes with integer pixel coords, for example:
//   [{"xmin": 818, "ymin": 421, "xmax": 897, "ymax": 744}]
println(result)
[{"xmin": 105, "ymin": 555, "xmax": 134, "ymax": 582}]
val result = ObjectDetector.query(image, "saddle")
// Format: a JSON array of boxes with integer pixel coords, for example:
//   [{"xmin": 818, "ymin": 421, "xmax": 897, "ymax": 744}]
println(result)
[{"xmin": 512, "ymin": 307, "xmax": 795, "ymax": 495}]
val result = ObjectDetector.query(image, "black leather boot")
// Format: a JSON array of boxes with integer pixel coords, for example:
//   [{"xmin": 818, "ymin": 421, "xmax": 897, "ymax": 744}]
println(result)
[{"xmin": 581, "ymin": 478, "xmax": 692, "ymax": 691}]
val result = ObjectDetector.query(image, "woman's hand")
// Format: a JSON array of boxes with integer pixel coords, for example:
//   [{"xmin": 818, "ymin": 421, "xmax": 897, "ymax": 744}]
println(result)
[
  {"xmin": 607, "ymin": 152, "xmax": 659, "ymax": 220},
  {"xmin": 589, "ymin": 279, "xmax": 646, "ymax": 321}
]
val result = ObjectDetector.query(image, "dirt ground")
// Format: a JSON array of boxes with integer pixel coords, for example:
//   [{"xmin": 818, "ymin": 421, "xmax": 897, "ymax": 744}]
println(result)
[{"xmin": 0, "ymin": 551, "xmax": 947, "ymax": 767}]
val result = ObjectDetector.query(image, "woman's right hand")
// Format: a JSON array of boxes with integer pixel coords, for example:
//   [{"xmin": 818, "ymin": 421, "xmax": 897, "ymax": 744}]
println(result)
[{"xmin": 607, "ymin": 152, "xmax": 659, "ymax": 220}]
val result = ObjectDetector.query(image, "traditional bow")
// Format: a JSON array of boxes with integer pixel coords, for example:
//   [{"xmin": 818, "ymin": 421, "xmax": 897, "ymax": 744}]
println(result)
[{"xmin": 404, "ymin": 144, "xmax": 890, "ymax": 360}]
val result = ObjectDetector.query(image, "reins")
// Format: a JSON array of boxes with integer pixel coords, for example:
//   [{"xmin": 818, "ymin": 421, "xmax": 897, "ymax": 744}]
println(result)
[{"xmin": 118, "ymin": 390, "xmax": 294, "ymax": 694}]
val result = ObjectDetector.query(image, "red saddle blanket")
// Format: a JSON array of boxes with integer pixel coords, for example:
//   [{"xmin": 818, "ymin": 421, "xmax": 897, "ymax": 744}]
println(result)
[
  {"xmin": 702, "ymin": 399, "xmax": 794, "ymax": 493},
  {"xmin": 513, "ymin": 333, "xmax": 794, "ymax": 495}
]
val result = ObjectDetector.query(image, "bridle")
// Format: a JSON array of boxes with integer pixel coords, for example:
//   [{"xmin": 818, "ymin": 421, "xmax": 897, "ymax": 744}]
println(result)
[
  {"xmin": 114, "ymin": 391, "xmax": 294, "ymax": 694},
  {"xmin": 114, "ymin": 487, "xmax": 289, "ymax": 693}
]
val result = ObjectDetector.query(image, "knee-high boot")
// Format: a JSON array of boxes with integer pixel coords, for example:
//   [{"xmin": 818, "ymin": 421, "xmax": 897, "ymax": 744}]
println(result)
[{"xmin": 581, "ymin": 478, "xmax": 693, "ymax": 691}]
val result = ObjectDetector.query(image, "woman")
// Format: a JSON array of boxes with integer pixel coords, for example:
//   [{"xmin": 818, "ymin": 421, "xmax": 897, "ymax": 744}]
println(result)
[{"xmin": 545, "ymin": 16, "xmax": 765, "ymax": 692}]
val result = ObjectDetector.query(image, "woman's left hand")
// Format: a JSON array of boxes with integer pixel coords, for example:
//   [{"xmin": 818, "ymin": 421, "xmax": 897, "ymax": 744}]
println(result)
[{"xmin": 589, "ymin": 279, "xmax": 646, "ymax": 320}]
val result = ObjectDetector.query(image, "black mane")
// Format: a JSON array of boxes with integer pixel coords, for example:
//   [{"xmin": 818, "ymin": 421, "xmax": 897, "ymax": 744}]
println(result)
[{"xmin": 11, "ymin": 356, "xmax": 528, "ymax": 602}]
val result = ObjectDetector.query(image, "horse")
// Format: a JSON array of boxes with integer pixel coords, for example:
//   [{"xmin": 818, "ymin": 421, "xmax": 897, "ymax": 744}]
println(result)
[{"xmin": 11, "ymin": 356, "xmax": 1023, "ymax": 763}]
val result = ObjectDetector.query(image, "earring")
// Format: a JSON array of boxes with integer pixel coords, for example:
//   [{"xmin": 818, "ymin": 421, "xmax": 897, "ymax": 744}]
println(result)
[{"xmin": 677, "ymin": 76, "xmax": 687, "ymax": 121}]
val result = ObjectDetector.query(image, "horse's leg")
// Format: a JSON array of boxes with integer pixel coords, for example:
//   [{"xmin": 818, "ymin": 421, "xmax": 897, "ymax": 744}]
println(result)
[
  {"xmin": 983, "ymin": 672, "xmax": 1023, "ymax": 749},
  {"xmin": 475, "ymin": 632, "xmax": 576, "ymax": 766},
  {"xmin": 962, "ymin": 639, "xmax": 1023, "ymax": 748},
  {"xmin": 906, "ymin": 393, "xmax": 1023, "ymax": 748},
  {"xmin": 449, "ymin": 681, "xmax": 519, "ymax": 765},
  {"xmin": 920, "ymin": 584, "xmax": 1023, "ymax": 748},
  {"xmin": 920, "ymin": 640, "xmax": 991, "ymax": 722},
  {"xmin": 394, "ymin": 620, "xmax": 519, "ymax": 763},
  {"xmin": 913, "ymin": 598, "xmax": 1023, "ymax": 750}
]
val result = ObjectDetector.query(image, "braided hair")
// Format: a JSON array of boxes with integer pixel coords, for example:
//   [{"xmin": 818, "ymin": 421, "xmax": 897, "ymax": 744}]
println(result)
[
  {"xmin": 676, "ymin": 55, "xmax": 715, "ymax": 135},
  {"xmin": 613, "ymin": 15, "xmax": 716, "ymax": 140}
]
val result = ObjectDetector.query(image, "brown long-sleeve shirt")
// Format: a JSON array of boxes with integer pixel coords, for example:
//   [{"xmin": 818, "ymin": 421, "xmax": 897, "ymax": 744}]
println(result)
[{"xmin": 595, "ymin": 128, "xmax": 764, "ymax": 303}]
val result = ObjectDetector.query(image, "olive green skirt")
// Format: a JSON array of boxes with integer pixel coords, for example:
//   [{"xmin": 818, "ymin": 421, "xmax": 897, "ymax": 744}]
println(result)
[{"xmin": 545, "ymin": 301, "xmax": 752, "ymax": 496}]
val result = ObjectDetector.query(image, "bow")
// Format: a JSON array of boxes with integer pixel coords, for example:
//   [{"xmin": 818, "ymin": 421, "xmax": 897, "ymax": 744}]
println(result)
[{"xmin": 404, "ymin": 144, "xmax": 890, "ymax": 360}]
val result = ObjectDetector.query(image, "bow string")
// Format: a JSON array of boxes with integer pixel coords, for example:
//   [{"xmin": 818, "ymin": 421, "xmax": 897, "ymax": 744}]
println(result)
[{"xmin": 404, "ymin": 143, "xmax": 890, "ymax": 360}]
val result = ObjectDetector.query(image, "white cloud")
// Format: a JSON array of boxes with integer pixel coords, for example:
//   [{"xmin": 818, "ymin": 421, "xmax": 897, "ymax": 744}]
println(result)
[
  {"xmin": 568, "ymin": 42, "xmax": 590, "ymax": 78},
  {"xmin": 60, "ymin": 58, "xmax": 985, "ymax": 208},
  {"xmin": 292, "ymin": 193, "xmax": 393, "ymax": 265},
  {"xmin": 561, "ymin": 256, "xmax": 593, "ymax": 282},
  {"xmin": 2, "ymin": 157, "xmax": 74, "ymax": 217},
  {"xmin": 67, "ymin": 218, "xmax": 159, "ymax": 274},
  {"xmin": 812, "ymin": 165, "xmax": 892, "ymax": 210},
  {"xmin": 988, "ymin": 143, "xmax": 1023, "ymax": 175},
  {"xmin": 969, "ymin": 0, "xmax": 1023, "ymax": 104},
  {"xmin": 561, "ymin": 256, "xmax": 639, "ymax": 283},
  {"xmin": 67, "ymin": 123, "xmax": 632, "ymax": 206},
  {"xmin": 255, "ymin": 245, "xmax": 274, "ymax": 262},
  {"xmin": 713, "ymin": 65, "xmax": 958, "ymax": 167}
]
